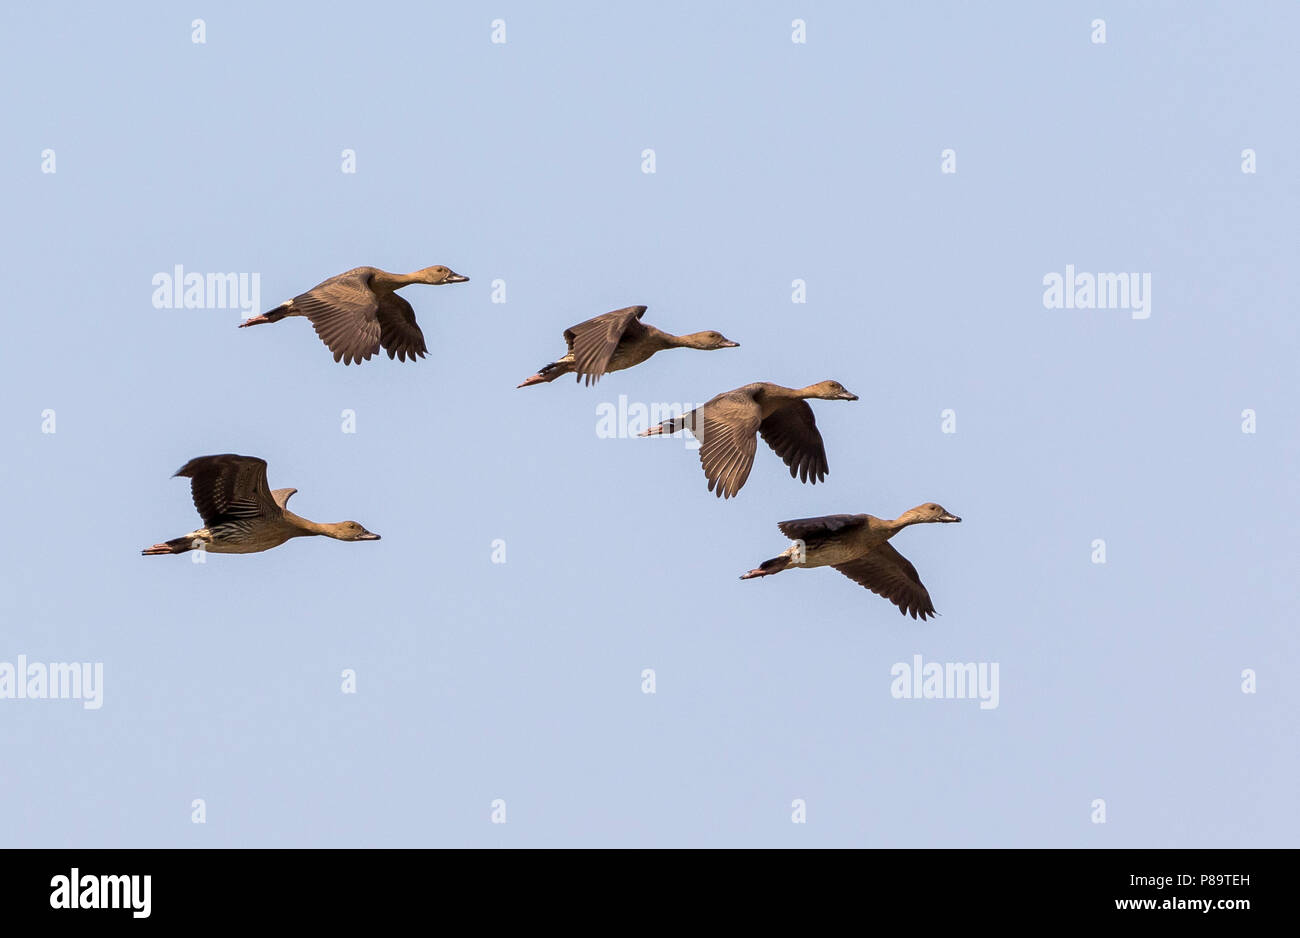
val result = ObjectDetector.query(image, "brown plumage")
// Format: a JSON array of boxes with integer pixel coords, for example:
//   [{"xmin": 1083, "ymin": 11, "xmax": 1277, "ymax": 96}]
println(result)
[
  {"xmin": 638, "ymin": 380, "xmax": 858, "ymax": 498},
  {"xmin": 239, "ymin": 265, "xmax": 468, "ymax": 365},
  {"xmin": 740, "ymin": 504, "xmax": 962, "ymax": 619},
  {"xmin": 141, "ymin": 454, "xmax": 380, "ymax": 556},
  {"xmin": 516, "ymin": 305, "xmax": 738, "ymax": 387}
]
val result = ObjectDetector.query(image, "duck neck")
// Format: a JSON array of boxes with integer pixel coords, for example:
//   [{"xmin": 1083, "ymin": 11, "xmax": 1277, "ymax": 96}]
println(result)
[
  {"xmin": 756, "ymin": 383, "xmax": 802, "ymax": 403},
  {"xmin": 645, "ymin": 327, "xmax": 684, "ymax": 350},
  {"xmin": 884, "ymin": 510, "xmax": 923, "ymax": 535},
  {"xmin": 372, "ymin": 270, "xmax": 418, "ymax": 293},
  {"xmin": 284, "ymin": 510, "xmax": 328, "ymax": 538}
]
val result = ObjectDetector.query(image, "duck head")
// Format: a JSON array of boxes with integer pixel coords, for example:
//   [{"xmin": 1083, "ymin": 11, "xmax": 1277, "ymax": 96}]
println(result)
[
  {"xmin": 907, "ymin": 503, "xmax": 962, "ymax": 524},
  {"xmin": 416, "ymin": 265, "xmax": 469, "ymax": 285},
  {"xmin": 681, "ymin": 330, "xmax": 740, "ymax": 350},
  {"xmin": 803, "ymin": 380, "xmax": 859, "ymax": 401},
  {"xmin": 330, "ymin": 521, "xmax": 382, "ymax": 541}
]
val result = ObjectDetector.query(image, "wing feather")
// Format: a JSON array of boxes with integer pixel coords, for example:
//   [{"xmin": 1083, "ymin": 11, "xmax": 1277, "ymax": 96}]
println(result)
[
  {"xmin": 832, "ymin": 543, "xmax": 938, "ymax": 620},
  {"xmin": 173, "ymin": 454, "xmax": 280, "ymax": 527},
  {"xmin": 759, "ymin": 401, "xmax": 829, "ymax": 484},
  {"xmin": 563, "ymin": 306, "xmax": 647, "ymax": 385}
]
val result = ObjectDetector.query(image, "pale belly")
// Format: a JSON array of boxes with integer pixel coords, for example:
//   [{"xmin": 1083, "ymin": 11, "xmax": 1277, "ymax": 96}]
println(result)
[
  {"xmin": 791, "ymin": 537, "xmax": 887, "ymax": 569},
  {"xmin": 187, "ymin": 528, "xmax": 293, "ymax": 554}
]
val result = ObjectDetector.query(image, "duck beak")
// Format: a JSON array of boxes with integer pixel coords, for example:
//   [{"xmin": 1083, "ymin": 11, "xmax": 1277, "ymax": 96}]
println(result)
[
  {"xmin": 938, "ymin": 512, "xmax": 961, "ymax": 523},
  {"xmin": 839, "ymin": 391, "xmax": 859, "ymax": 401},
  {"xmin": 357, "ymin": 531, "xmax": 382, "ymax": 541},
  {"xmin": 719, "ymin": 339, "xmax": 740, "ymax": 348},
  {"xmin": 443, "ymin": 271, "xmax": 469, "ymax": 284}
]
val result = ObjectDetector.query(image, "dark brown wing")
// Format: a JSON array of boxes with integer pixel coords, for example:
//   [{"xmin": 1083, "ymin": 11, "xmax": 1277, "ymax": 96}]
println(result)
[
  {"xmin": 563, "ymin": 306, "xmax": 647, "ymax": 385},
  {"xmin": 777, "ymin": 514, "xmax": 869, "ymax": 542},
  {"xmin": 832, "ymin": 543, "xmax": 937, "ymax": 620},
  {"xmin": 173, "ymin": 454, "xmax": 280, "ymax": 527},
  {"xmin": 376, "ymin": 291, "xmax": 428, "ymax": 363},
  {"xmin": 759, "ymin": 400, "xmax": 829, "ymax": 484},
  {"xmin": 288, "ymin": 271, "xmax": 382, "ymax": 365},
  {"xmin": 691, "ymin": 392, "xmax": 761, "ymax": 499}
]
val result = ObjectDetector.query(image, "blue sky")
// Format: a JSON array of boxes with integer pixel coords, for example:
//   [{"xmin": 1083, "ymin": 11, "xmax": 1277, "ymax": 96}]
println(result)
[{"xmin": 1, "ymin": 1, "xmax": 1295, "ymax": 847}]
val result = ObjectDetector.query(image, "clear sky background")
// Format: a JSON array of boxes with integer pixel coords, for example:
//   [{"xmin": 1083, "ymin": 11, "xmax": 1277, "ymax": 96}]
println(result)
[{"xmin": 1, "ymin": 1, "xmax": 1295, "ymax": 847}]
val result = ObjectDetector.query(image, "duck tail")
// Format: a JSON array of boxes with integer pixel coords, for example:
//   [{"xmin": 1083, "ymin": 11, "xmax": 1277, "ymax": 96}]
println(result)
[
  {"xmin": 238, "ymin": 304, "xmax": 290, "ymax": 328},
  {"xmin": 516, "ymin": 360, "xmax": 568, "ymax": 388},
  {"xmin": 141, "ymin": 536, "xmax": 195, "ymax": 556},
  {"xmin": 739, "ymin": 555, "xmax": 791, "ymax": 580},
  {"xmin": 638, "ymin": 413, "xmax": 691, "ymax": 437}
]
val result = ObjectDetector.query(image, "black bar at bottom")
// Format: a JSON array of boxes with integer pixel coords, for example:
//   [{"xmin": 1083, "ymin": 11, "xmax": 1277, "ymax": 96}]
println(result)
[{"xmin": 0, "ymin": 848, "xmax": 1281, "ymax": 923}]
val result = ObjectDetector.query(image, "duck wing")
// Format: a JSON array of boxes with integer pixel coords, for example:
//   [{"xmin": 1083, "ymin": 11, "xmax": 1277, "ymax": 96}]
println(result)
[
  {"xmin": 689, "ymin": 390, "xmax": 761, "ymax": 499},
  {"xmin": 282, "ymin": 270, "xmax": 383, "ymax": 365},
  {"xmin": 563, "ymin": 305, "xmax": 648, "ymax": 384},
  {"xmin": 759, "ymin": 400, "xmax": 829, "ymax": 484},
  {"xmin": 777, "ymin": 514, "xmax": 869, "ymax": 542},
  {"xmin": 174, "ymin": 454, "xmax": 281, "ymax": 527},
  {"xmin": 376, "ymin": 291, "xmax": 428, "ymax": 363},
  {"xmin": 831, "ymin": 543, "xmax": 937, "ymax": 620}
]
